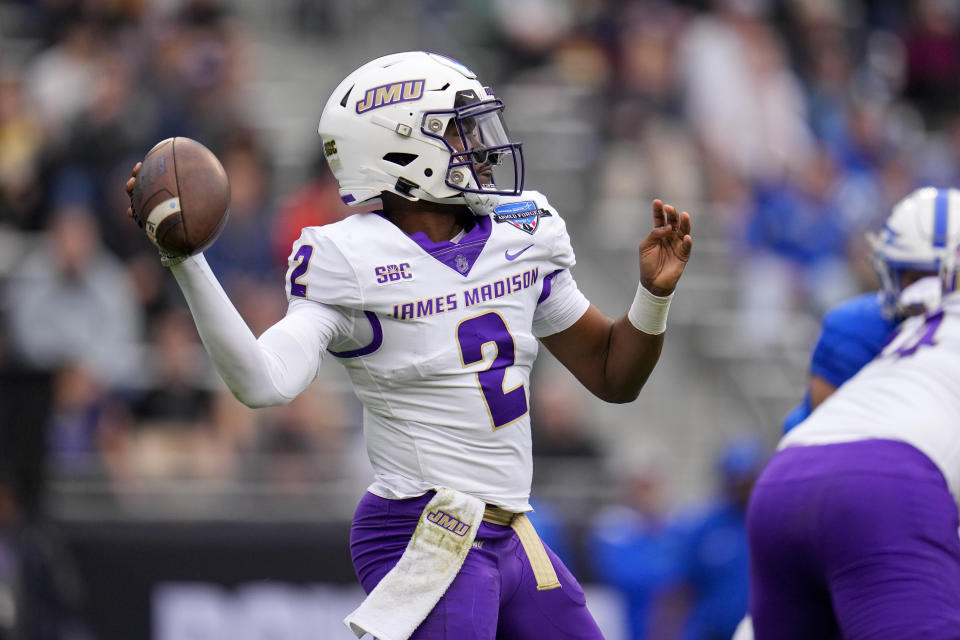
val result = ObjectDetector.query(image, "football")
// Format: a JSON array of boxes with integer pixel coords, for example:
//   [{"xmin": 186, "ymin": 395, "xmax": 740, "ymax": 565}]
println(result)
[{"xmin": 131, "ymin": 137, "xmax": 231, "ymax": 257}]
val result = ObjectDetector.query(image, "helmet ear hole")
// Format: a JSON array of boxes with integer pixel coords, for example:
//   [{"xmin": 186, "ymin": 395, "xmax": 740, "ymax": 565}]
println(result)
[
  {"xmin": 383, "ymin": 152, "xmax": 417, "ymax": 167},
  {"xmin": 424, "ymin": 168, "xmax": 433, "ymax": 177}
]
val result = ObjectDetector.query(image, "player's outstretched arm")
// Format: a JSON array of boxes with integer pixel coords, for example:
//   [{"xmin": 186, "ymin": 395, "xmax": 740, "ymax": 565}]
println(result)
[
  {"xmin": 542, "ymin": 199, "xmax": 692, "ymax": 403},
  {"xmin": 167, "ymin": 255, "xmax": 332, "ymax": 407},
  {"xmin": 126, "ymin": 164, "xmax": 331, "ymax": 408}
]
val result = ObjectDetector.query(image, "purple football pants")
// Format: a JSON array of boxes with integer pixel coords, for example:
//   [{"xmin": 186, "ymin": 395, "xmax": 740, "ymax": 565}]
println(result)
[
  {"xmin": 350, "ymin": 491, "xmax": 605, "ymax": 639},
  {"xmin": 747, "ymin": 439, "xmax": 960, "ymax": 640}
]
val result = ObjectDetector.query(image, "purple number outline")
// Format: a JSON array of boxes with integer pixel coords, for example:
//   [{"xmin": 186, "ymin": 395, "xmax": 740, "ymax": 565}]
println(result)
[
  {"xmin": 457, "ymin": 312, "xmax": 528, "ymax": 429},
  {"xmin": 892, "ymin": 310, "xmax": 944, "ymax": 359},
  {"xmin": 289, "ymin": 245, "xmax": 314, "ymax": 298}
]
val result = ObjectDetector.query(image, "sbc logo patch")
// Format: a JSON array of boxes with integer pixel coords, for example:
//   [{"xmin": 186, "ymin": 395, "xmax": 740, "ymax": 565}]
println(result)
[{"xmin": 375, "ymin": 263, "xmax": 413, "ymax": 284}]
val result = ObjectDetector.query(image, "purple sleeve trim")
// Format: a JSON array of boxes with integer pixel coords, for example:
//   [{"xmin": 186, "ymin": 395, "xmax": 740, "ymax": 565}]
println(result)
[
  {"xmin": 537, "ymin": 269, "xmax": 564, "ymax": 304},
  {"xmin": 328, "ymin": 311, "xmax": 383, "ymax": 358}
]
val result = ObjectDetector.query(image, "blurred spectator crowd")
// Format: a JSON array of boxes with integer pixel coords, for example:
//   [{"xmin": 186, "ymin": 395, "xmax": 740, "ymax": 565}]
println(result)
[
  {"xmin": 2, "ymin": 0, "xmax": 960, "ymax": 637},
  {"xmin": 480, "ymin": 0, "xmax": 960, "ymax": 350},
  {"xmin": 0, "ymin": 0, "xmax": 362, "ymax": 506}
]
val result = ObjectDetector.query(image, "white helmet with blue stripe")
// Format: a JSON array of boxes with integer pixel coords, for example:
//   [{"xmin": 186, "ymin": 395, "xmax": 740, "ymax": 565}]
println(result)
[{"xmin": 868, "ymin": 187, "xmax": 960, "ymax": 317}]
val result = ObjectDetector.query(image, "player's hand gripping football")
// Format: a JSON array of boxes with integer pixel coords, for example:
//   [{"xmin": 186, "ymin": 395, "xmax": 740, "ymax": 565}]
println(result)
[
  {"xmin": 638, "ymin": 199, "xmax": 692, "ymax": 297},
  {"xmin": 124, "ymin": 161, "xmax": 142, "ymax": 223},
  {"xmin": 126, "ymin": 138, "xmax": 230, "ymax": 266},
  {"xmin": 125, "ymin": 162, "xmax": 184, "ymax": 266}
]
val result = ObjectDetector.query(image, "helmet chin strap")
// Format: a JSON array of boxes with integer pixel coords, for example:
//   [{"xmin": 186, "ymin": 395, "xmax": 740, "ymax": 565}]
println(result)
[
  {"xmin": 407, "ymin": 186, "xmax": 501, "ymax": 217},
  {"xmin": 463, "ymin": 190, "xmax": 500, "ymax": 216}
]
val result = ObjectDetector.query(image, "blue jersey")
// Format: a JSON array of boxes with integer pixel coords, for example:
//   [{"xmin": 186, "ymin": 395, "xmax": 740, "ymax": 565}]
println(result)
[
  {"xmin": 782, "ymin": 293, "xmax": 898, "ymax": 433},
  {"xmin": 675, "ymin": 499, "xmax": 751, "ymax": 640},
  {"xmin": 589, "ymin": 506, "xmax": 684, "ymax": 639}
]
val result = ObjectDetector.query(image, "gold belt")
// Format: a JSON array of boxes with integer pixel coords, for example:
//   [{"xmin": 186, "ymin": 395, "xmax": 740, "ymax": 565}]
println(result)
[{"xmin": 482, "ymin": 505, "xmax": 561, "ymax": 591}]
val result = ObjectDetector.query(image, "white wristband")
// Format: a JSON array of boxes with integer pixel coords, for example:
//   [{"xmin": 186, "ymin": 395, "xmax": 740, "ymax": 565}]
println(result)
[{"xmin": 627, "ymin": 282, "xmax": 673, "ymax": 335}]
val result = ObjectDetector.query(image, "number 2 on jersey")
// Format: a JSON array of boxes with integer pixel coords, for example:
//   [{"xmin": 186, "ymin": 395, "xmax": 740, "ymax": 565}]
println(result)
[
  {"xmin": 457, "ymin": 312, "xmax": 528, "ymax": 429},
  {"xmin": 289, "ymin": 245, "xmax": 313, "ymax": 298}
]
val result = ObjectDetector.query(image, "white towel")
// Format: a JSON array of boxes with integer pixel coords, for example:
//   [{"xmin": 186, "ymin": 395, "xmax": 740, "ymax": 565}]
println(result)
[{"xmin": 343, "ymin": 487, "xmax": 485, "ymax": 640}]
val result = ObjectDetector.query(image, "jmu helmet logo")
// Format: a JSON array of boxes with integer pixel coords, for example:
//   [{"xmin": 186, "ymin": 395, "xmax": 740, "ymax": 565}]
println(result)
[{"xmin": 356, "ymin": 79, "xmax": 425, "ymax": 114}]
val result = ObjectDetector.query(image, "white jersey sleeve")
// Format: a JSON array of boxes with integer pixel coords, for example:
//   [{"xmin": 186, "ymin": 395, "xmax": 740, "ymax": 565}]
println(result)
[
  {"xmin": 170, "ymin": 254, "xmax": 352, "ymax": 407},
  {"xmin": 532, "ymin": 269, "xmax": 589, "ymax": 337},
  {"xmin": 285, "ymin": 228, "xmax": 363, "ymax": 307},
  {"xmin": 542, "ymin": 195, "xmax": 576, "ymax": 269},
  {"xmin": 528, "ymin": 195, "xmax": 589, "ymax": 337}
]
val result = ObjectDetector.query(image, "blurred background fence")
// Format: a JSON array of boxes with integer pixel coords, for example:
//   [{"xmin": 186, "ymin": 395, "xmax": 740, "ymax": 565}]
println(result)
[{"xmin": 1, "ymin": 0, "xmax": 959, "ymax": 638}]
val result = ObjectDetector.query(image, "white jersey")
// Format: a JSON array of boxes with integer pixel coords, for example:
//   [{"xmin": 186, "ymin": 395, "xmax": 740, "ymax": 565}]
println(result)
[
  {"xmin": 284, "ymin": 192, "xmax": 590, "ymax": 511},
  {"xmin": 782, "ymin": 294, "xmax": 960, "ymax": 503}
]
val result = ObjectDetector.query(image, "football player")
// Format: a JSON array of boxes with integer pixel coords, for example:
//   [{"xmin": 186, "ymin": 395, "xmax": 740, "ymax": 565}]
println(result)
[
  {"xmin": 781, "ymin": 186, "xmax": 960, "ymax": 433},
  {"xmin": 126, "ymin": 51, "xmax": 692, "ymax": 639},
  {"xmin": 745, "ymin": 197, "xmax": 960, "ymax": 638}
]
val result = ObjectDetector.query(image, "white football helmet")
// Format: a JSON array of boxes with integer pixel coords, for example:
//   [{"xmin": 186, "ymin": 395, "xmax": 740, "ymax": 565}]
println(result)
[
  {"xmin": 317, "ymin": 51, "xmax": 524, "ymax": 215},
  {"xmin": 868, "ymin": 187, "xmax": 960, "ymax": 317}
]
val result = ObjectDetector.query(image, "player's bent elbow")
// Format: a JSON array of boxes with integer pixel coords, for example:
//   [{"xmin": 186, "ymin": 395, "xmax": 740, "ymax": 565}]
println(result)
[
  {"xmin": 600, "ymin": 388, "xmax": 642, "ymax": 404},
  {"xmin": 231, "ymin": 387, "xmax": 291, "ymax": 409},
  {"xmin": 590, "ymin": 381, "xmax": 643, "ymax": 404}
]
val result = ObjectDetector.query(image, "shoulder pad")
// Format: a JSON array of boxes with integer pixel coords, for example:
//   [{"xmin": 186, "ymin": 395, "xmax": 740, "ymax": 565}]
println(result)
[{"xmin": 285, "ymin": 224, "xmax": 362, "ymax": 306}]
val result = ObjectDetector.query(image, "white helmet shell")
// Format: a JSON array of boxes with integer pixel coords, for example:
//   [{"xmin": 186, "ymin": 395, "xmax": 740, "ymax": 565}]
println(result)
[
  {"xmin": 868, "ymin": 187, "xmax": 960, "ymax": 316},
  {"xmin": 317, "ymin": 51, "xmax": 524, "ymax": 213}
]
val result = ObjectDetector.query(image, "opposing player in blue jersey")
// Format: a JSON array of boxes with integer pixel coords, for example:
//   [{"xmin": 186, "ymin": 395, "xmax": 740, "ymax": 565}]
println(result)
[
  {"xmin": 126, "ymin": 51, "xmax": 692, "ymax": 639},
  {"xmin": 781, "ymin": 186, "xmax": 960, "ymax": 433}
]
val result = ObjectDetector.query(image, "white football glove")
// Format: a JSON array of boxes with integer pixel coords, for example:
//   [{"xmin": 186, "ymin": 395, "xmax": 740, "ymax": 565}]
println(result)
[{"xmin": 896, "ymin": 275, "xmax": 942, "ymax": 317}]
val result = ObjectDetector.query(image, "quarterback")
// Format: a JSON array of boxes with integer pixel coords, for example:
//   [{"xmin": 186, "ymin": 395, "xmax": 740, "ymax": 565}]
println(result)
[{"xmin": 126, "ymin": 51, "xmax": 692, "ymax": 639}]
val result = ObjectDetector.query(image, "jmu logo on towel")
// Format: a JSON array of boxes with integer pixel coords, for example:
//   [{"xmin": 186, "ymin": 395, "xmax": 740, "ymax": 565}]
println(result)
[
  {"xmin": 356, "ymin": 80, "xmax": 425, "ymax": 114},
  {"xmin": 426, "ymin": 509, "xmax": 469, "ymax": 536}
]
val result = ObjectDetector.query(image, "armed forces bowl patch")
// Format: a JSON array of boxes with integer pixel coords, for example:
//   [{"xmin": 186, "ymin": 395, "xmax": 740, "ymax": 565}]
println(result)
[{"xmin": 492, "ymin": 201, "xmax": 552, "ymax": 235}]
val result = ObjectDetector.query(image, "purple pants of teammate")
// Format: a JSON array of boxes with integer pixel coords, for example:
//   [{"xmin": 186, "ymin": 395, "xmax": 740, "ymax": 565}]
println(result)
[
  {"xmin": 747, "ymin": 439, "xmax": 960, "ymax": 640},
  {"xmin": 350, "ymin": 491, "xmax": 605, "ymax": 639}
]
